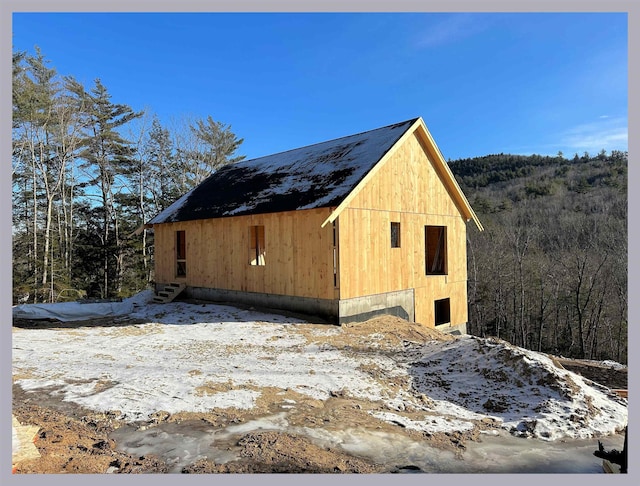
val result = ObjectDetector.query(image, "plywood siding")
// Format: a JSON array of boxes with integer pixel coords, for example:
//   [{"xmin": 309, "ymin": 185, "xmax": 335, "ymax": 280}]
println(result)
[
  {"xmin": 338, "ymin": 131, "xmax": 469, "ymax": 327},
  {"xmin": 347, "ymin": 131, "xmax": 462, "ymax": 215},
  {"xmin": 153, "ymin": 207, "xmax": 335, "ymax": 300}
]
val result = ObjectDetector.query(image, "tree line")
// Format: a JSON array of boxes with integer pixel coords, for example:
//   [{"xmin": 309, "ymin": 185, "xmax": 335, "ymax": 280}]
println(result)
[
  {"xmin": 12, "ymin": 48, "xmax": 244, "ymax": 304},
  {"xmin": 451, "ymin": 152, "xmax": 627, "ymax": 363}
]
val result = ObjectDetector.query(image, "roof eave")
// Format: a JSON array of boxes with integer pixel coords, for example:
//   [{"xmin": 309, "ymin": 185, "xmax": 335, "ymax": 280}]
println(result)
[{"xmin": 414, "ymin": 119, "xmax": 484, "ymax": 231}]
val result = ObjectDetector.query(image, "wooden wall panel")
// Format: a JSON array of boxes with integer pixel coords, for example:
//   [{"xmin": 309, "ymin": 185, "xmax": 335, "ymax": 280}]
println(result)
[
  {"xmin": 414, "ymin": 281, "xmax": 468, "ymax": 328},
  {"xmin": 348, "ymin": 132, "xmax": 461, "ymax": 217},
  {"xmin": 153, "ymin": 208, "xmax": 335, "ymax": 300},
  {"xmin": 338, "ymin": 130, "xmax": 470, "ymax": 328}
]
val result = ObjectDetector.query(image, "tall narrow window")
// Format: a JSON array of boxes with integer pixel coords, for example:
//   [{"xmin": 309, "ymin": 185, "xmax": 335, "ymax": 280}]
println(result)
[
  {"xmin": 333, "ymin": 220, "xmax": 339, "ymax": 288},
  {"xmin": 434, "ymin": 298, "xmax": 451, "ymax": 326},
  {"xmin": 425, "ymin": 226, "xmax": 447, "ymax": 275},
  {"xmin": 390, "ymin": 222, "xmax": 401, "ymax": 248},
  {"xmin": 249, "ymin": 225, "xmax": 265, "ymax": 266},
  {"xmin": 176, "ymin": 230, "xmax": 186, "ymax": 277}
]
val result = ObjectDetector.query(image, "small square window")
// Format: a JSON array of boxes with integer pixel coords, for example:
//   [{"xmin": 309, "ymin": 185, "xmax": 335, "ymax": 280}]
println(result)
[{"xmin": 391, "ymin": 222, "xmax": 401, "ymax": 248}]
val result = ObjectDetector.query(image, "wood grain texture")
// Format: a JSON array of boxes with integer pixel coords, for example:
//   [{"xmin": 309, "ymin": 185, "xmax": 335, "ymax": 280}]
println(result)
[
  {"xmin": 337, "ymin": 131, "xmax": 469, "ymax": 327},
  {"xmin": 153, "ymin": 208, "xmax": 335, "ymax": 300}
]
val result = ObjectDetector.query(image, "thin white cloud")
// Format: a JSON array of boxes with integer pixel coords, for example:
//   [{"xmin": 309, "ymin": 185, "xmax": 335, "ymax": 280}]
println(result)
[
  {"xmin": 560, "ymin": 117, "xmax": 628, "ymax": 154},
  {"xmin": 415, "ymin": 14, "xmax": 492, "ymax": 48},
  {"xmin": 500, "ymin": 117, "xmax": 628, "ymax": 157}
]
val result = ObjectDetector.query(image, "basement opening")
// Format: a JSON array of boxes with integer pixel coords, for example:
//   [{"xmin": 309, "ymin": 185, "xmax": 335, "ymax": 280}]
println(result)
[{"xmin": 434, "ymin": 298, "xmax": 451, "ymax": 326}]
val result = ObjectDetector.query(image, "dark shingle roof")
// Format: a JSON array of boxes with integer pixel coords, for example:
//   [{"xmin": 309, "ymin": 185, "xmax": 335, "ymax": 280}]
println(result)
[{"xmin": 148, "ymin": 118, "xmax": 418, "ymax": 224}]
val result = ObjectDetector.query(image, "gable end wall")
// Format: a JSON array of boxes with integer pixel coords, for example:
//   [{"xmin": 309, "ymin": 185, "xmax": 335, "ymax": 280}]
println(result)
[{"xmin": 337, "ymin": 131, "xmax": 469, "ymax": 328}]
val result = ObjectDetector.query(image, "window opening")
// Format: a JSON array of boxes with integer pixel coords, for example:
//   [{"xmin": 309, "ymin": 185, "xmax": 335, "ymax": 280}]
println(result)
[
  {"xmin": 391, "ymin": 222, "xmax": 401, "ymax": 248},
  {"xmin": 434, "ymin": 298, "xmax": 451, "ymax": 326},
  {"xmin": 425, "ymin": 226, "xmax": 447, "ymax": 275},
  {"xmin": 249, "ymin": 225, "xmax": 265, "ymax": 266},
  {"xmin": 333, "ymin": 220, "xmax": 339, "ymax": 288},
  {"xmin": 176, "ymin": 230, "xmax": 186, "ymax": 277}
]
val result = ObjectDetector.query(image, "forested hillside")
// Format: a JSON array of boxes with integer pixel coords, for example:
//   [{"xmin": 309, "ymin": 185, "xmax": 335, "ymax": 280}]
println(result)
[{"xmin": 450, "ymin": 151, "xmax": 628, "ymax": 363}]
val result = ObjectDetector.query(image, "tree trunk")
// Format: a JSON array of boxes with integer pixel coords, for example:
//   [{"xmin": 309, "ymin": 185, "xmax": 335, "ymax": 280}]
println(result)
[{"xmin": 31, "ymin": 155, "xmax": 39, "ymax": 302}]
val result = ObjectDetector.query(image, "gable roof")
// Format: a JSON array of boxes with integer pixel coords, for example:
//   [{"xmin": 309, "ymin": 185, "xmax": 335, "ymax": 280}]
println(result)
[{"xmin": 148, "ymin": 117, "xmax": 483, "ymax": 230}]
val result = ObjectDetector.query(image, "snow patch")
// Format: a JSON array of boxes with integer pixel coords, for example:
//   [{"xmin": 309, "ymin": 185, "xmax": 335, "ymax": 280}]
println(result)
[
  {"xmin": 12, "ymin": 289, "xmax": 154, "ymax": 322},
  {"xmin": 370, "ymin": 411, "xmax": 475, "ymax": 434}
]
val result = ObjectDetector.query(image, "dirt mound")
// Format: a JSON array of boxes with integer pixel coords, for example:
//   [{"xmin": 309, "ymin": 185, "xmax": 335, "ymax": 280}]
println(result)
[
  {"xmin": 287, "ymin": 314, "xmax": 455, "ymax": 354},
  {"xmin": 555, "ymin": 358, "xmax": 627, "ymax": 390},
  {"xmin": 343, "ymin": 315, "xmax": 455, "ymax": 344}
]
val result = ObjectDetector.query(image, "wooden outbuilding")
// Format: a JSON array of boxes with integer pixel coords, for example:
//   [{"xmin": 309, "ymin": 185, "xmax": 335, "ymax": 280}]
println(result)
[{"xmin": 147, "ymin": 117, "xmax": 483, "ymax": 330}]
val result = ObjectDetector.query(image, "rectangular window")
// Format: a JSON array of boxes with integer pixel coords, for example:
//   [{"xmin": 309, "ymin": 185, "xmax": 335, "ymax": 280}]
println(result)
[
  {"xmin": 425, "ymin": 225, "xmax": 447, "ymax": 275},
  {"xmin": 249, "ymin": 225, "xmax": 265, "ymax": 266},
  {"xmin": 333, "ymin": 220, "xmax": 339, "ymax": 288},
  {"xmin": 176, "ymin": 230, "xmax": 186, "ymax": 277},
  {"xmin": 434, "ymin": 298, "xmax": 451, "ymax": 326},
  {"xmin": 390, "ymin": 222, "xmax": 401, "ymax": 248}
]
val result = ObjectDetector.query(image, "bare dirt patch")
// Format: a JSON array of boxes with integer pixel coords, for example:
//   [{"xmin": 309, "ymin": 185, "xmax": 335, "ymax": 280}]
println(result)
[
  {"xmin": 12, "ymin": 387, "xmax": 169, "ymax": 474},
  {"xmin": 555, "ymin": 358, "xmax": 627, "ymax": 391},
  {"xmin": 182, "ymin": 431, "xmax": 383, "ymax": 473}
]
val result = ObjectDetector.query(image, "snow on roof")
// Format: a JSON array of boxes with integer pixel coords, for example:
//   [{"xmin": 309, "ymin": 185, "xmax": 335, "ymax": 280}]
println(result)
[{"xmin": 148, "ymin": 118, "xmax": 418, "ymax": 224}]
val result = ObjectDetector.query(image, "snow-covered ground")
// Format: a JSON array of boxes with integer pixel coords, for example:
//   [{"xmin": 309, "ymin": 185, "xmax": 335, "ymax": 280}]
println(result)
[
  {"xmin": 12, "ymin": 290, "xmax": 152, "ymax": 322},
  {"xmin": 12, "ymin": 294, "xmax": 627, "ymax": 472},
  {"xmin": 12, "ymin": 292, "xmax": 628, "ymax": 472}
]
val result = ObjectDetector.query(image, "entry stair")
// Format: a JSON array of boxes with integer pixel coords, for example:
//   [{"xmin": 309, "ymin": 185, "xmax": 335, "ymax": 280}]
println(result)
[{"xmin": 152, "ymin": 282, "xmax": 186, "ymax": 304}]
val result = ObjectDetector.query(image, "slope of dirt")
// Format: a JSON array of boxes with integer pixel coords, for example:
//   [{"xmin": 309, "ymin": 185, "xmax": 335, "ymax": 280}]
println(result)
[
  {"xmin": 338, "ymin": 315, "xmax": 456, "ymax": 347},
  {"xmin": 555, "ymin": 358, "xmax": 627, "ymax": 391}
]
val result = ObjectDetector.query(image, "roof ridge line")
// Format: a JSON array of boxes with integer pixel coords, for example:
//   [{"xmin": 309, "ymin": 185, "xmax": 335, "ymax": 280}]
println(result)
[{"xmin": 241, "ymin": 117, "xmax": 420, "ymax": 164}]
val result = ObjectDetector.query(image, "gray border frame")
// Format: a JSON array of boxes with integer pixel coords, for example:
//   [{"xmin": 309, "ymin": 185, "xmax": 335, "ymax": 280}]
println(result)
[{"xmin": 2, "ymin": 2, "xmax": 636, "ymax": 485}]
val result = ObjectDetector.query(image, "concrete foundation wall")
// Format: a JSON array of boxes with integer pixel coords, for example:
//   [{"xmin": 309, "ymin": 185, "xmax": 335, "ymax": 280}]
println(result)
[
  {"xmin": 338, "ymin": 289, "xmax": 415, "ymax": 325},
  {"xmin": 436, "ymin": 322, "xmax": 468, "ymax": 336},
  {"xmin": 157, "ymin": 284, "xmax": 467, "ymax": 332},
  {"xmin": 182, "ymin": 285, "xmax": 339, "ymax": 322}
]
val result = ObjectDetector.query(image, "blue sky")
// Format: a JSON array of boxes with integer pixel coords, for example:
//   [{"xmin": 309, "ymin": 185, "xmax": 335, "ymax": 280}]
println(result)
[{"xmin": 12, "ymin": 11, "xmax": 628, "ymax": 161}]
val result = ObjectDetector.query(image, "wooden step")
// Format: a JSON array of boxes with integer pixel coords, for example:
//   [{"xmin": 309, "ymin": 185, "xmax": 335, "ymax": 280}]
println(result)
[{"xmin": 152, "ymin": 283, "xmax": 186, "ymax": 304}]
